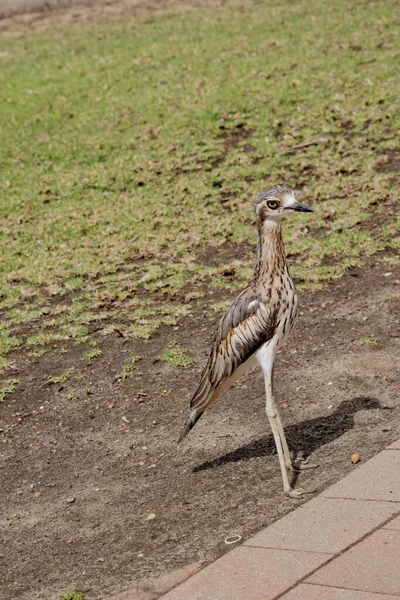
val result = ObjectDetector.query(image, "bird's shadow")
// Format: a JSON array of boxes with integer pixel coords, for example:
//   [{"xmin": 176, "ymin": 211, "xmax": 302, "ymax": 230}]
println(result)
[{"xmin": 193, "ymin": 397, "xmax": 389, "ymax": 477}]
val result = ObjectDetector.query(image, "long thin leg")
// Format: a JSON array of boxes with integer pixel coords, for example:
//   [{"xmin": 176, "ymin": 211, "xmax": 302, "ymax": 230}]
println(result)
[
  {"xmin": 264, "ymin": 372, "xmax": 295, "ymax": 496},
  {"xmin": 271, "ymin": 367, "xmax": 319, "ymax": 474},
  {"xmin": 270, "ymin": 366, "xmax": 293, "ymax": 470},
  {"xmin": 257, "ymin": 345, "xmax": 312, "ymax": 497}
]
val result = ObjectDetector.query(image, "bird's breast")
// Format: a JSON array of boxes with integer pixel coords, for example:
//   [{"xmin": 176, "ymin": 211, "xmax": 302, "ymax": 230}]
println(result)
[{"xmin": 276, "ymin": 288, "xmax": 298, "ymax": 347}]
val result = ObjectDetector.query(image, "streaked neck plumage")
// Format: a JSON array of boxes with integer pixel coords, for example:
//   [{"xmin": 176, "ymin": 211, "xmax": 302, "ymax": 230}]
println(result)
[{"xmin": 252, "ymin": 217, "xmax": 287, "ymax": 286}]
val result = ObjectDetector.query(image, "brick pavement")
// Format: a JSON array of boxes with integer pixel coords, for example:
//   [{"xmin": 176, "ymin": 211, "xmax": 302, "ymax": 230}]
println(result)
[{"xmin": 108, "ymin": 440, "xmax": 400, "ymax": 600}]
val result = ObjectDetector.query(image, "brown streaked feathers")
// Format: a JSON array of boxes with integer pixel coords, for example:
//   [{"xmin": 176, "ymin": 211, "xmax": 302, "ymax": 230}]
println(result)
[
  {"xmin": 178, "ymin": 291, "xmax": 277, "ymax": 442},
  {"xmin": 178, "ymin": 185, "xmax": 308, "ymax": 445}
]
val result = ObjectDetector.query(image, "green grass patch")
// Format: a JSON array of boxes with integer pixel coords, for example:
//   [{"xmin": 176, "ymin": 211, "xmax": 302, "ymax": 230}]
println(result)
[
  {"xmin": 60, "ymin": 590, "xmax": 85, "ymax": 600},
  {"xmin": 127, "ymin": 303, "xmax": 191, "ymax": 339},
  {"xmin": 384, "ymin": 293, "xmax": 400, "ymax": 303},
  {"xmin": 0, "ymin": 378, "xmax": 19, "ymax": 402},
  {"xmin": 0, "ymin": 0, "xmax": 399, "ymax": 361},
  {"xmin": 83, "ymin": 347, "xmax": 102, "ymax": 360},
  {"xmin": 158, "ymin": 339, "xmax": 196, "ymax": 368},
  {"xmin": 26, "ymin": 332, "xmax": 68, "ymax": 347},
  {"xmin": 48, "ymin": 371, "xmax": 72, "ymax": 384},
  {"xmin": 116, "ymin": 355, "xmax": 141, "ymax": 380},
  {"xmin": 29, "ymin": 347, "xmax": 48, "ymax": 358},
  {"xmin": 0, "ymin": 330, "xmax": 21, "ymax": 355},
  {"xmin": 0, "ymin": 356, "xmax": 10, "ymax": 373},
  {"xmin": 360, "ymin": 337, "xmax": 378, "ymax": 345}
]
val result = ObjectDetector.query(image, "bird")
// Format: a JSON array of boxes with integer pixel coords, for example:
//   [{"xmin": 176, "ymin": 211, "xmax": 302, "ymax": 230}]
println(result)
[{"xmin": 178, "ymin": 185, "xmax": 315, "ymax": 497}]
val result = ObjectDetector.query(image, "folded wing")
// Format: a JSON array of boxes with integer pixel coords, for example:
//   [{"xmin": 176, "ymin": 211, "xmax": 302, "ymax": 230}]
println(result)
[{"xmin": 178, "ymin": 292, "xmax": 276, "ymax": 441}]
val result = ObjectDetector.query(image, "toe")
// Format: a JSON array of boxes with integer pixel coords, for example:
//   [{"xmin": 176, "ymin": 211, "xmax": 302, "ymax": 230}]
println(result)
[
  {"xmin": 298, "ymin": 461, "xmax": 319, "ymax": 471},
  {"xmin": 286, "ymin": 486, "xmax": 318, "ymax": 498},
  {"xmin": 286, "ymin": 488, "xmax": 304, "ymax": 498}
]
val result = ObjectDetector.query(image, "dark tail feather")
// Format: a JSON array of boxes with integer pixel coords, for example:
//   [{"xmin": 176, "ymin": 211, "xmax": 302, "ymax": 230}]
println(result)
[
  {"xmin": 177, "ymin": 409, "xmax": 202, "ymax": 443},
  {"xmin": 178, "ymin": 375, "xmax": 215, "ymax": 443}
]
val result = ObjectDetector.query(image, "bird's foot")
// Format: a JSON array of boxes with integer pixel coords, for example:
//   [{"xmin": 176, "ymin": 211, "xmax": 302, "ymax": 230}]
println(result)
[
  {"xmin": 290, "ymin": 456, "xmax": 319, "ymax": 472},
  {"xmin": 286, "ymin": 486, "xmax": 318, "ymax": 499}
]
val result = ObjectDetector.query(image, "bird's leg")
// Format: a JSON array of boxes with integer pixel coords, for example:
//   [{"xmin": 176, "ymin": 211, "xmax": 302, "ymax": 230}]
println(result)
[
  {"xmin": 270, "ymin": 367, "xmax": 293, "ymax": 471},
  {"xmin": 274, "ymin": 411, "xmax": 293, "ymax": 469},
  {"xmin": 271, "ymin": 369, "xmax": 319, "ymax": 474},
  {"xmin": 272, "ymin": 401, "xmax": 319, "ymax": 474},
  {"xmin": 264, "ymin": 373, "xmax": 297, "ymax": 497}
]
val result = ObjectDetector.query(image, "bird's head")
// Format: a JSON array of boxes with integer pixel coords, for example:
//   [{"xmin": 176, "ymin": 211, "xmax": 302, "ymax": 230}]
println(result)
[{"xmin": 255, "ymin": 185, "xmax": 314, "ymax": 226}]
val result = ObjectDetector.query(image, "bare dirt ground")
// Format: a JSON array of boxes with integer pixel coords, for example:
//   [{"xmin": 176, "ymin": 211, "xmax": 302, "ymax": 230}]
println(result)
[
  {"xmin": 1, "ymin": 247, "xmax": 400, "ymax": 600},
  {"xmin": 0, "ymin": 0, "xmax": 190, "ymax": 25},
  {"xmin": 0, "ymin": 0, "xmax": 96, "ymax": 19}
]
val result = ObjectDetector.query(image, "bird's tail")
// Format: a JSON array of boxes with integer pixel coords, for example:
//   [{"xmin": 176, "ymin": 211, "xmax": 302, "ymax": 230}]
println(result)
[
  {"xmin": 177, "ymin": 409, "xmax": 201, "ymax": 443},
  {"xmin": 178, "ymin": 375, "xmax": 229, "ymax": 443},
  {"xmin": 177, "ymin": 373, "xmax": 217, "ymax": 443}
]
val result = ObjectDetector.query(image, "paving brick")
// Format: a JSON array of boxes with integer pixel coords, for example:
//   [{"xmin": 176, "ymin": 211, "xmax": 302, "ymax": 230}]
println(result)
[
  {"xmin": 244, "ymin": 496, "xmax": 398, "ymax": 554},
  {"xmin": 383, "ymin": 514, "xmax": 400, "ymax": 531},
  {"xmin": 387, "ymin": 439, "xmax": 400, "ymax": 450},
  {"xmin": 160, "ymin": 546, "xmax": 331, "ymax": 600},
  {"xmin": 307, "ymin": 529, "xmax": 400, "ymax": 596},
  {"xmin": 107, "ymin": 563, "xmax": 202, "ymax": 600},
  {"xmin": 280, "ymin": 583, "xmax": 400, "ymax": 599},
  {"xmin": 321, "ymin": 450, "xmax": 400, "ymax": 501}
]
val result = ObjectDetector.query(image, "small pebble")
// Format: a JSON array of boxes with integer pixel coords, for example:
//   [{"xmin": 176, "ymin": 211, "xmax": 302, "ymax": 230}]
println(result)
[
  {"xmin": 231, "ymin": 502, "xmax": 238, "ymax": 509},
  {"xmin": 351, "ymin": 453, "xmax": 361, "ymax": 464},
  {"xmin": 146, "ymin": 513, "xmax": 156, "ymax": 521},
  {"xmin": 66, "ymin": 497, "xmax": 75, "ymax": 504}
]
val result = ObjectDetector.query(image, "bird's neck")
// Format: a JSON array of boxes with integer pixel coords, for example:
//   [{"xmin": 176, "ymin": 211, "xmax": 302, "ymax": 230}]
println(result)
[{"xmin": 253, "ymin": 219, "xmax": 287, "ymax": 284}]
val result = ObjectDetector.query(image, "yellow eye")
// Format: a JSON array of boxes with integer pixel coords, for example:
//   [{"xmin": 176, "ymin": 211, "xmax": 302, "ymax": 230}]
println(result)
[{"xmin": 267, "ymin": 200, "xmax": 279, "ymax": 209}]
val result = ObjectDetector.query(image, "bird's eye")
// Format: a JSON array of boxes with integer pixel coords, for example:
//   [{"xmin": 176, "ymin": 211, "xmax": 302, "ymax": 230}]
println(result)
[{"xmin": 267, "ymin": 200, "xmax": 279, "ymax": 209}]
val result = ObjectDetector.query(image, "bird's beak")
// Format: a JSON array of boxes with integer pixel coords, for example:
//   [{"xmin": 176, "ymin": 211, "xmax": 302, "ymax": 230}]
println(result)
[{"xmin": 291, "ymin": 201, "xmax": 314, "ymax": 213}]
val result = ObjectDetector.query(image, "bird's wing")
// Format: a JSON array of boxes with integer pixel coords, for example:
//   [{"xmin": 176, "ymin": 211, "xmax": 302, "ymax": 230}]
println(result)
[{"xmin": 190, "ymin": 293, "xmax": 277, "ymax": 411}]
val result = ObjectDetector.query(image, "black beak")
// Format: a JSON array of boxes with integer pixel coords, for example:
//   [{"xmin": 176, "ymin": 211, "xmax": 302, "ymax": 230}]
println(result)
[{"xmin": 291, "ymin": 201, "xmax": 314, "ymax": 213}]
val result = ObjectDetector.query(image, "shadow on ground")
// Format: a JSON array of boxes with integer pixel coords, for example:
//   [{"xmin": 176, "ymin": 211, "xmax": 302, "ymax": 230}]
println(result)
[{"xmin": 193, "ymin": 396, "xmax": 384, "ymax": 473}]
